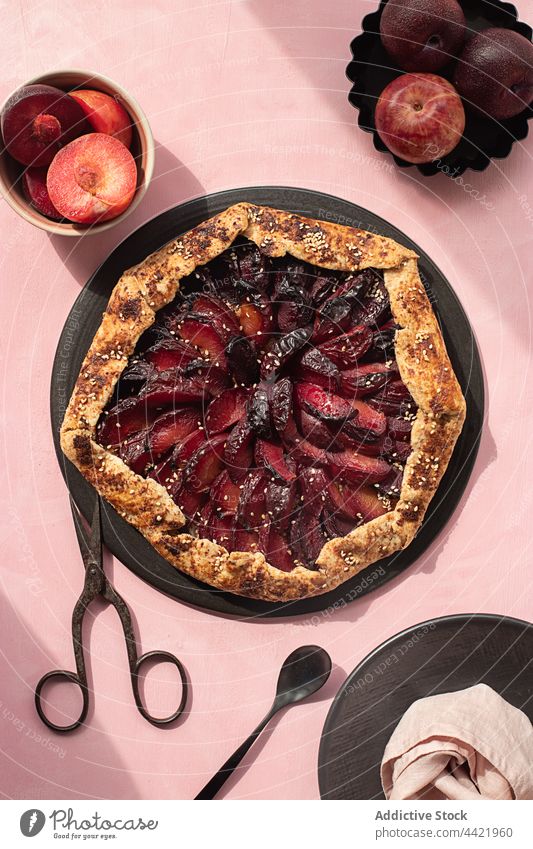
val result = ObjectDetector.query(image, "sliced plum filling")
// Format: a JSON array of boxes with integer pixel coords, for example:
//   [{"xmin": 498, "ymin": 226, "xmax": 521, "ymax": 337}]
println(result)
[{"xmin": 96, "ymin": 242, "xmax": 417, "ymax": 571}]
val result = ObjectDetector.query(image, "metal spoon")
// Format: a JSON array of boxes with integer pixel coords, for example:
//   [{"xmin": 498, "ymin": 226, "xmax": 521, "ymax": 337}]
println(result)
[{"xmin": 195, "ymin": 645, "xmax": 332, "ymax": 800}]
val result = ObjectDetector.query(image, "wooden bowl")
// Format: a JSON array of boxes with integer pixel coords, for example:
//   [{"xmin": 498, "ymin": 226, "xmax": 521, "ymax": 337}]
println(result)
[{"xmin": 0, "ymin": 69, "xmax": 154, "ymax": 235}]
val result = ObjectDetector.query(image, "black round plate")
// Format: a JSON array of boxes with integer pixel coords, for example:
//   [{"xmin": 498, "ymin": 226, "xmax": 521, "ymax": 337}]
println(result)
[
  {"xmin": 51, "ymin": 186, "xmax": 483, "ymax": 619},
  {"xmin": 318, "ymin": 613, "xmax": 533, "ymax": 799},
  {"xmin": 347, "ymin": 0, "xmax": 533, "ymax": 177}
]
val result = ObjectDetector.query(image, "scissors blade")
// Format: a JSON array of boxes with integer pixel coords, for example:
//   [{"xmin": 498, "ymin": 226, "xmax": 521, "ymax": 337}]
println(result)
[{"xmin": 69, "ymin": 494, "xmax": 103, "ymax": 570}]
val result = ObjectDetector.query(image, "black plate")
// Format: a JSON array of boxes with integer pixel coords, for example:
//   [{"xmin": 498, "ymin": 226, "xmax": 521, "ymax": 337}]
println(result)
[
  {"xmin": 347, "ymin": 0, "xmax": 533, "ymax": 176},
  {"xmin": 51, "ymin": 186, "xmax": 483, "ymax": 619},
  {"xmin": 318, "ymin": 613, "xmax": 533, "ymax": 799}
]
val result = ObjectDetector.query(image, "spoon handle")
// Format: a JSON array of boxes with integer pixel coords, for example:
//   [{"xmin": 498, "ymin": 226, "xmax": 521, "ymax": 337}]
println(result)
[{"xmin": 194, "ymin": 707, "xmax": 276, "ymax": 800}]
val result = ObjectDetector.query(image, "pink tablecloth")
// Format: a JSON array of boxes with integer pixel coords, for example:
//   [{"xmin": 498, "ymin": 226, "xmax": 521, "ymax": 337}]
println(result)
[{"xmin": 1, "ymin": 0, "xmax": 532, "ymax": 800}]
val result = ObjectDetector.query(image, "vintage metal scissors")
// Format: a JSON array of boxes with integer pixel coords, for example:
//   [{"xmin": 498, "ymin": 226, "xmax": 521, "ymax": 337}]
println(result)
[{"xmin": 35, "ymin": 495, "xmax": 188, "ymax": 732}]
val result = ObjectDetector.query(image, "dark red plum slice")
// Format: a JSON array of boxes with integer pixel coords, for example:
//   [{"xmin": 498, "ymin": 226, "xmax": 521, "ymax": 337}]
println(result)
[
  {"xmin": 165, "ymin": 431, "xmax": 207, "ymax": 496},
  {"xmin": 119, "ymin": 358, "xmax": 154, "ymax": 392},
  {"xmin": 190, "ymin": 294, "xmax": 240, "ymax": 337},
  {"xmin": 271, "ymin": 377, "xmax": 293, "ymax": 435},
  {"xmin": 117, "ymin": 432, "xmax": 152, "ymax": 475},
  {"xmin": 388, "ymin": 440, "xmax": 412, "ymax": 464},
  {"xmin": 183, "ymin": 434, "xmax": 227, "ymax": 492},
  {"xmin": 328, "ymin": 481, "xmax": 388, "ymax": 522},
  {"xmin": 173, "ymin": 487, "xmax": 206, "ymax": 521},
  {"xmin": 148, "ymin": 407, "xmax": 199, "ymax": 457},
  {"xmin": 376, "ymin": 468, "xmax": 404, "ymax": 499},
  {"xmin": 225, "ymin": 335, "xmax": 260, "ymax": 386},
  {"xmin": 317, "ymin": 325, "xmax": 373, "ymax": 368},
  {"xmin": 247, "ymin": 385, "xmax": 272, "ymax": 437},
  {"xmin": 266, "ymin": 528, "xmax": 294, "ymax": 572},
  {"xmin": 352, "ymin": 274, "xmax": 390, "ymax": 327},
  {"xmin": 291, "ymin": 439, "xmax": 329, "ymax": 467},
  {"xmin": 387, "ymin": 415, "xmax": 413, "ymax": 442},
  {"xmin": 340, "ymin": 361, "xmax": 398, "ymax": 398},
  {"xmin": 260, "ymin": 327, "xmax": 312, "ymax": 379},
  {"xmin": 298, "ymin": 467, "xmax": 331, "ymax": 517},
  {"xmin": 367, "ymin": 380, "xmax": 415, "ymax": 416},
  {"xmin": 97, "ymin": 397, "xmax": 156, "ymax": 447},
  {"xmin": 290, "ymin": 510, "xmax": 324, "ymax": 568},
  {"xmin": 238, "ymin": 470, "xmax": 268, "ymax": 528},
  {"xmin": 312, "ymin": 297, "xmax": 352, "ymax": 343},
  {"xmin": 212, "ymin": 470, "xmax": 241, "ymax": 515},
  {"xmin": 224, "ymin": 419, "xmax": 254, "ymax": 481},
  {"xmin": 234, "ymin": 526, "xmax": 260, "ymax": 553},
  {"xmin": 238, "ymin": 245, "xmax": 268, "ymax": 288},
  {"xmin": 182, "ymin": 360, "xmax": 230, "ymax": 396},
  {"xmin": 309, "ymin": 274, "xmax": 337, "ymax": 306},
  {"xmin": 323, "ymin": 509, "xmax": 357, "ymax": 539},
  {"xmin": 296, "ymin": 409, "xmax": 335, "ymax": 449},
  {"xmin": 345, "ymin": 400, "xmax": 387, "ymax": 440},
  {"xmin": 295, "ymin": 348, "xmax": 340, "ymax": 390},
  {"xmin": 139, "ymin": 373, "xmax": 205, "ymax": 407},
  {"xmin": 327, "ymin": 450, "xmax": 391, "ymax": 484},
  {"xmin": 364, "ymin": 327, "xmax": 397, "ymax": 361},
  {"xmin": 145, "ymin": 338, "xmax": 199, "ymax": 372},
  {"xmin": 265, "ymin": 480, "xmax": 297, "ymax": 531},
  {"xmin": 177, "ymin": 316, "xmax": 227, "ymax": 364},
  {"xmin": 205, "ymin": 387, "xmax": 249, "ymax": 435},
  {"xmin": 294, "ymin": 382, "xmax": 355, "ymax": 423},
  {"xmin": 255, "ymin": 439, "xmax": 296, "ymax": 482}
]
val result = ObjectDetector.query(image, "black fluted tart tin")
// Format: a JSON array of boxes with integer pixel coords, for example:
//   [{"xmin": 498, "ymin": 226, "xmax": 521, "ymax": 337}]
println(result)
[{"xmin": 346, "ymin": 0, "xmax": 533, "ymax": 176}]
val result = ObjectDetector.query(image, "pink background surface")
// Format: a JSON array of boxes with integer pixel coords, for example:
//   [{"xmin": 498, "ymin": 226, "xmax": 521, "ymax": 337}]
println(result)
[{"xmin": 1, "ymin": 0, "xmax": 532, "ymax": 800}]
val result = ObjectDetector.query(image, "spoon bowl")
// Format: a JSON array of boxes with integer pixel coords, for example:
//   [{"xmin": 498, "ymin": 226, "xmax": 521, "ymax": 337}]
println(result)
[{"xmin": 274, "ymin": 645, "xmax": 332, "ymax": 709}]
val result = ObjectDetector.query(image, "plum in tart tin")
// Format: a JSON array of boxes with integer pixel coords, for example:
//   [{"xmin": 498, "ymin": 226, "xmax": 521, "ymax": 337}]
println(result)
[{"xmin": 60, "ymin": 203, "xmax": 466, "ymax": 601}]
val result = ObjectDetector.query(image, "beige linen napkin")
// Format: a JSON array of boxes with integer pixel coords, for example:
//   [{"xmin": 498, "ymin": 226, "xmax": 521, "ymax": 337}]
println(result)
[{"xmin": 381, "ymin": 684, "xmax": 533, "ymax": 800}]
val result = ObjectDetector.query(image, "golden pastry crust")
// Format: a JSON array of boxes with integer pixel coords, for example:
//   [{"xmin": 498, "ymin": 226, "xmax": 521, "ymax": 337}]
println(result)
[{"xmin": 61, "ymin": 203, "xmax": 466, "ymax": 601}]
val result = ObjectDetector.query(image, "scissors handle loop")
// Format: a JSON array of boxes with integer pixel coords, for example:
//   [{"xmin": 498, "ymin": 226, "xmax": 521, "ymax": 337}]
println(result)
[
  {"xmin": 34, "ymin": 669, "xmax": 89, "ymax": 733},
  {"xmin": 131, "ymin": 650, "xmax": 188, "ymax": 727}
]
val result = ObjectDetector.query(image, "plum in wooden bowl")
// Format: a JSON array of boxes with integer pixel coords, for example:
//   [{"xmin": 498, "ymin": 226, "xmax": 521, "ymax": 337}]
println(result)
[{"xmin": 0, "ymin": 70, "xmax": 154, "ymax": 235}]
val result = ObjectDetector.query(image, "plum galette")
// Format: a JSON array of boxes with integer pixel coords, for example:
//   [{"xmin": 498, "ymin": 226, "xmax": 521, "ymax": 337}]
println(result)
[{"xmin": 61, "ymin": 203, "xmax": 466, "ymax": 601}]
